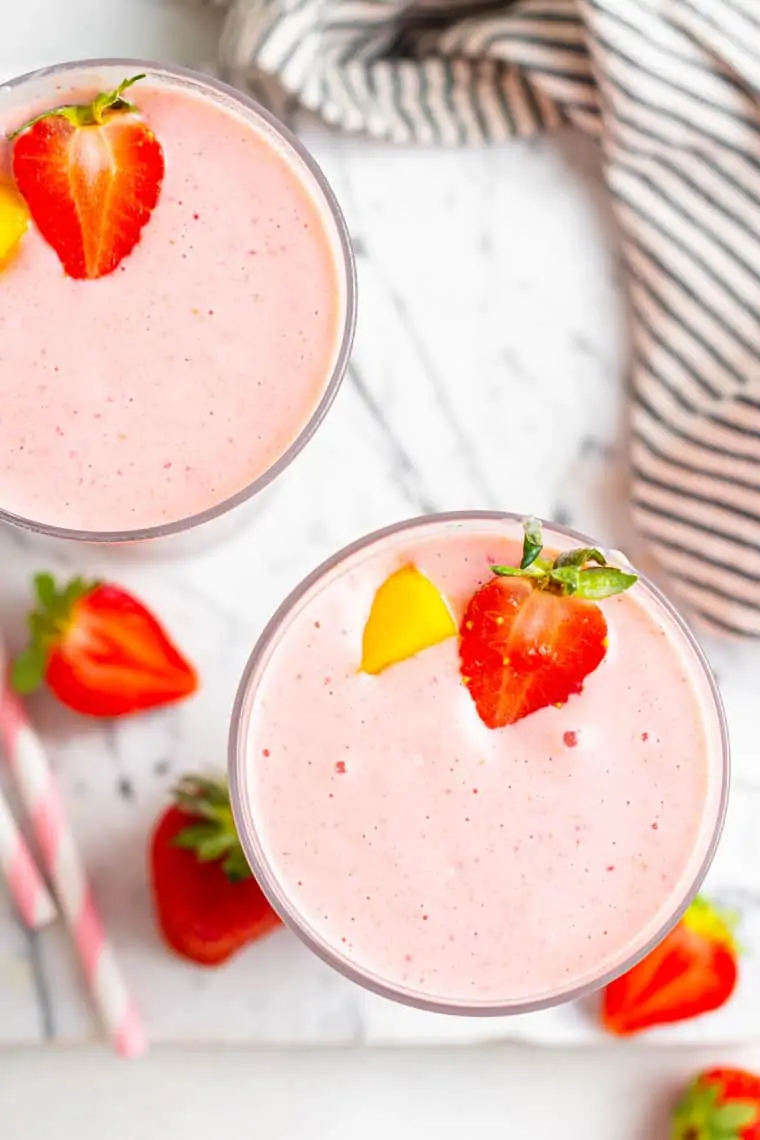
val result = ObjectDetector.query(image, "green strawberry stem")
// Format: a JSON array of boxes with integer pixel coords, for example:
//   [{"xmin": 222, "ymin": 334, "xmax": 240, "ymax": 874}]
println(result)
[
  {"xmin": 173, "ymin": 776, "xmax": 251, "ymax": 883},
  {"xmin": 11, "ymin": 573, "xmax": 99, "ymax": 695},
  {"xmin": 684, "ymin": 895, "xmax": 741, "ymax": 954},
  {"xmin": 492, "ymin": 517, "xmax": 638, "ymax": 601},
  {"xmin": 7, "ymin": 75, "xmax": 146, "ymax": 140},
  {"xmin": 520, "ymin": 517, "xmax": 544, "ymax": 570}
]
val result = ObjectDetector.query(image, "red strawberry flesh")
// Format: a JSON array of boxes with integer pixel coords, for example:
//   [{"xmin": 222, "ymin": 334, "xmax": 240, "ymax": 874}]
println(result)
[
  {"xmin": 11, "ymin": 75, "xmax": 164, "ymax": 279},
  {"xmin": 11, "ymin": 574, "xmax": 197, "ymax": 717},
  {"xmin": 47, "ymin": 584, "xmax": 197, "ymax": 716},
  {"xmin": 602, "ymin": 897, "xmax": 739, "ymax": 1036},
  {"xmin": 460, "ymin": 576, "xmax": 608, "ymax": 729}
]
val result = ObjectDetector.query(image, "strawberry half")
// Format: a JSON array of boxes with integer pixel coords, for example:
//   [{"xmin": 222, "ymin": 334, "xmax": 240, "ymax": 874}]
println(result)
[
  {"xmin": 459, "ymin": 517, "xmax": 637, "ymax": 729},
  {"xmin": 602, "ymin": 896, "xmax": 739, "ymax": 1036},
  {"xmin": 10, "ymin": 74, "xmax": 164, "ymax": 279},
  {"xmin": 150, "ymin": 775, "xmax": 281, "ymax": 966},
  {"xmin": 672, "ymin": 1068, "xmax": 760, "ymax": 1139},
  {"xmin": 11, "ymin": 573, "xmax": 197, "ymax": 717}
]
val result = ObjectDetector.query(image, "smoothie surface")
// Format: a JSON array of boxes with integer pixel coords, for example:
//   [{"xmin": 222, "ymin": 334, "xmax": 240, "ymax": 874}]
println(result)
[
  {"xmin": 0, "ymin": 70, "xmax": 342, "ymax": 531},
  {"xmin": 241, "ymin": 518, "xmax": 725, "ymax": 1007}
]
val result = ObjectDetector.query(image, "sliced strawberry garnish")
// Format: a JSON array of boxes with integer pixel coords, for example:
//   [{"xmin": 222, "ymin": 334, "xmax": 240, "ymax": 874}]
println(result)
[
  {"xmin": 10, "ymin": 75, "xmax": 164, "ymax": 279},
  {"xmin": 460, "ymin": 576, "xmax": 608, "ymax": 728},
  {"xmin": 11, "ymin": 573, "xmax": 197, "ymax": 717},
  {"xmin": 459, "ymin": 518, "xmax": 637, "ymax": 729}
]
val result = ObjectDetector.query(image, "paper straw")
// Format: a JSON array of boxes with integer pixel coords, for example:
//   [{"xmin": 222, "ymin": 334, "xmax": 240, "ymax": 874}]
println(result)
[
  {"xmin": 0, "ymin": 673, "xmax": 147, "ymax": 1057},
  {"xmin": 0, "ymin": 784, "xmax": 57, "ymax": 930}
]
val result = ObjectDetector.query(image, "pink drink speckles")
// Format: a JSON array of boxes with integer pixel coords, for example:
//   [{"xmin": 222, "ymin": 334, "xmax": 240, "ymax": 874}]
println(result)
[
  {"xmin": 236, "ymin": 517, "xmax": 726, "ymax": 1010},
  {"xmin": 0, "ymin": 69, "xmax": 343, "ymax": 532}
]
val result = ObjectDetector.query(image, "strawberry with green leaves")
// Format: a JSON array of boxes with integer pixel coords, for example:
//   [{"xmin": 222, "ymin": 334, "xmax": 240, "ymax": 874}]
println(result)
[
  {"xmin": 12, "ymin": 573, "xmax": 197, "ymax": 717},
  {"xmin": 672, "ymin": 1069, "xmax": 760, "ymax": 1140},
  {"xmin": 9, "ymin": 74, "xmax": 164, "ymax": 279},
  {"xmin": 603, "ymin": 897, "xmax": 739, "ymax": 1036},
  {"xmin": 150, "ymin": 776, "xmax": 281, "ymax": 966},
  {"xmin": 459, "ymin": 517, "xmax": 637, "ymax": 728}
]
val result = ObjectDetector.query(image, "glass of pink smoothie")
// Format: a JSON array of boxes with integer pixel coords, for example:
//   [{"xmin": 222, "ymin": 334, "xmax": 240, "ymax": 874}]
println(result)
[
  {"xmin": 229, "ymin": 512, "xmax": 728, "ymax": 1015},
  {"xmin": 0, "ymin": 60, "xmax": 355, "ymax": 544}
]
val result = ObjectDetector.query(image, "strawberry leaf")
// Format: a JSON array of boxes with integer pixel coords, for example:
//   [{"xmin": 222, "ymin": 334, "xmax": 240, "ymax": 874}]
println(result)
[
  {"xmin": 178, "ymin": 776, "xmax": 230, "ymax": 807},
  {"xmin": 491, "ymin": 521, "xmax": 637, "ymax": 601},
  {"xmin": 12, "ymin": 573, "xmax": 100, "ymax": 697},
  {"xmin": 171, "ymin": 775, "xmax": 252, "ymax": 882},
  {"xmin": 60, "ymin": 576, "xmax": 95, "ymax": 613},
  {"xmin": 574, "ymin": 567, "xmax": 638, "ymax": 600},
  {"xmin": 89, "ymin": 75, "xmax": 145, "ymax": 123},
  {"xmin": 175, "ymin": 777, "xmax": 234, "ymax": 824},
  {"xmin": 712, "ymin": 1102, "xmax": 757, "ymax": 1131},
  {"xmin": 492, "ymin": 564, "xmax": 545, "ymax": 579},
  {"xmin": 173, "ymin": 822, "xmax": 238, "ymax": 864},
  {"xmin": 554, "ymin": 547, "xmax": 606, "ymax": 569},
  {"xmin": 32, "ymin": 572, "xmax": 97, "ymax": 626},
  {"xmin": 223, "ymin": 848, "xmax": 253, "ymax": 883},
  {"xmin": 34, "ymin": 572, "xmax": 56, "ymax": 609},
  {"xmin": 549, "ymin": 565, "xmax": 581, "ymax": 593},
  {"xmin": 194, "ymin": 832, "xmax": 238, "ymax": 863},
  {"xmin": 520, "ymin": 517, "xmax": 544, "ymax": 569},
  {"xmin": 684, "ymin": 896, "xmax": 740, "ymax": 953},
  {"xmin": 172, "ymin": 823, "xmax": 216, "ymax": 849},
  {"xmin": 10, "ymin": 643, "xmax": 47, "ymax": 694}
]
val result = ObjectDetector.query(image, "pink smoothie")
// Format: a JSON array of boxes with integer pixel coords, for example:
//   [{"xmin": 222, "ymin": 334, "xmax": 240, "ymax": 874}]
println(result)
[
  {"xmin": 0, "ymin": 65, "xmax": 347, "ymax": 533},
  {"xmin": 234, "ymin": 516, "xmax": 726, "ymax": 1010}
]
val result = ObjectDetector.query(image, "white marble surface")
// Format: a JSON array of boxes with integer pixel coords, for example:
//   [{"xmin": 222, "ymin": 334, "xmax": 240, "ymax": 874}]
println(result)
[
  {"xmin": 5, "ymin": 1043, "xmax": 760, "ymax": 1140},
  {"xmin": 1, "ymin": 11, "xmax": 760, "ymax": 1052}
]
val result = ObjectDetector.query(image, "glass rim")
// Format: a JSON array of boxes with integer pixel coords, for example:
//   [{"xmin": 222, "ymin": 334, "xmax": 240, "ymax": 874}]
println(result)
[
  {"xmin": 0, "ymin": 57, "xmax": 357, "ymax": 543},
  {"xmin": 228, "ymin": 510, "xmax": 731, "ymax": 1017}
]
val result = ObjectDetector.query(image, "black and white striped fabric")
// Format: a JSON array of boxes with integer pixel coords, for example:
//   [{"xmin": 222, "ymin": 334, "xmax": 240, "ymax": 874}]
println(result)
[{"xmin": 208, "ymin": 0, "xmax": 760, "ymax": 637}]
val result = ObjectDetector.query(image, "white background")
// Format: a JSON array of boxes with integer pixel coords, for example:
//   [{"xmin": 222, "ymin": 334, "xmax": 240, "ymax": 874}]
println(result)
[{"xmin": 1, "ymin": 2, "xmax": 759, "ymax": 1137}]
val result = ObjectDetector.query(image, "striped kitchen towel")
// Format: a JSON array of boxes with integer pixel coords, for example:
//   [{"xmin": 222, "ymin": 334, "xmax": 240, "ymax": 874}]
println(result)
[{"xmin": 203, "ymin": 0, "xmax": 760, "ymax": 637}]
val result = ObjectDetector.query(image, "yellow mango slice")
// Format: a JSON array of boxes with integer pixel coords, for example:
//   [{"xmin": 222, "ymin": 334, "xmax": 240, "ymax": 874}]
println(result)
[
  {"xmin": 360, "ymin": 564, "xmax": 456, "ymax": 675},
  {"xmin": 0, "ymin": 183, "xmax": 29, "ymax": 270}
]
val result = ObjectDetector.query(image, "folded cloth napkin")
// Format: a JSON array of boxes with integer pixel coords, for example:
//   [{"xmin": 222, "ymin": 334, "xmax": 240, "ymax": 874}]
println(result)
[{"xmin": 202, "ymin": 0, "xmax": 760, "ymax": 637}]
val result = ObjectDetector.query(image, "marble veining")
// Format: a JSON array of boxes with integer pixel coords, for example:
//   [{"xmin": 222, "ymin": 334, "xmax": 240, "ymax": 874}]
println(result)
[{"xmin": 0, "ymin": 120, "xmax": 758, "ymax": 1047}]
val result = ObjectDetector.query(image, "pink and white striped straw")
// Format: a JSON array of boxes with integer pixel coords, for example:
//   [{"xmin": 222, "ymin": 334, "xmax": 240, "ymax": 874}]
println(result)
[
  {"xmin": 0, "ymin": 670, "xmax": 147, "ymax": 1057},
  {"xmin": 0, "ymin": 785, "xmax": 57, "ymax": 930}
]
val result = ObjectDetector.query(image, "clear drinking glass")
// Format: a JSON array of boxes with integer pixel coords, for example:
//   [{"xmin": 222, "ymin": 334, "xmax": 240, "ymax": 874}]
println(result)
[
  {"xmin": 229, "ymin": 511, "xmax": 729, "ymax": 1016},
  {"xmin": 0, "ymin": 59, "xmax": 356, "ymax": 550}
]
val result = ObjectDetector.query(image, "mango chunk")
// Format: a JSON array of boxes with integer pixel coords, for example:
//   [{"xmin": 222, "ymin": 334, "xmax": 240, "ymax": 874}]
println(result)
[
  {"xmin": 0, "ymin": 183, "xmax": 29, "ymax": 269},
  {"xmin": 360, "ymin": 564, "xmax": 456, "ymax": 675}
]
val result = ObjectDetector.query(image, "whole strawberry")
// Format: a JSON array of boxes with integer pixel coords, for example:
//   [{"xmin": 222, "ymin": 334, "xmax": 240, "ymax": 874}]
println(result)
[
  {"xmin": 12, "ymin": 573, "xmax": 197, "ymax": 717},
  {"xmin": 602, "ymin": 897, "xmax": 739, "ymax": 1036},
  {"xmin": 459, "ymin": 517, "xmax": 637, "ymax": 728},
  {"xmin": 10, "ymin": 74, "xmax": 164, "ymax": 279},
  {"xmin": 150, "ymin": 776, "xmax": 281, "ymax": 966},
  {"xmin": 672, "ymin": 1069, "xmax": 760, "ymax": 1139}
]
